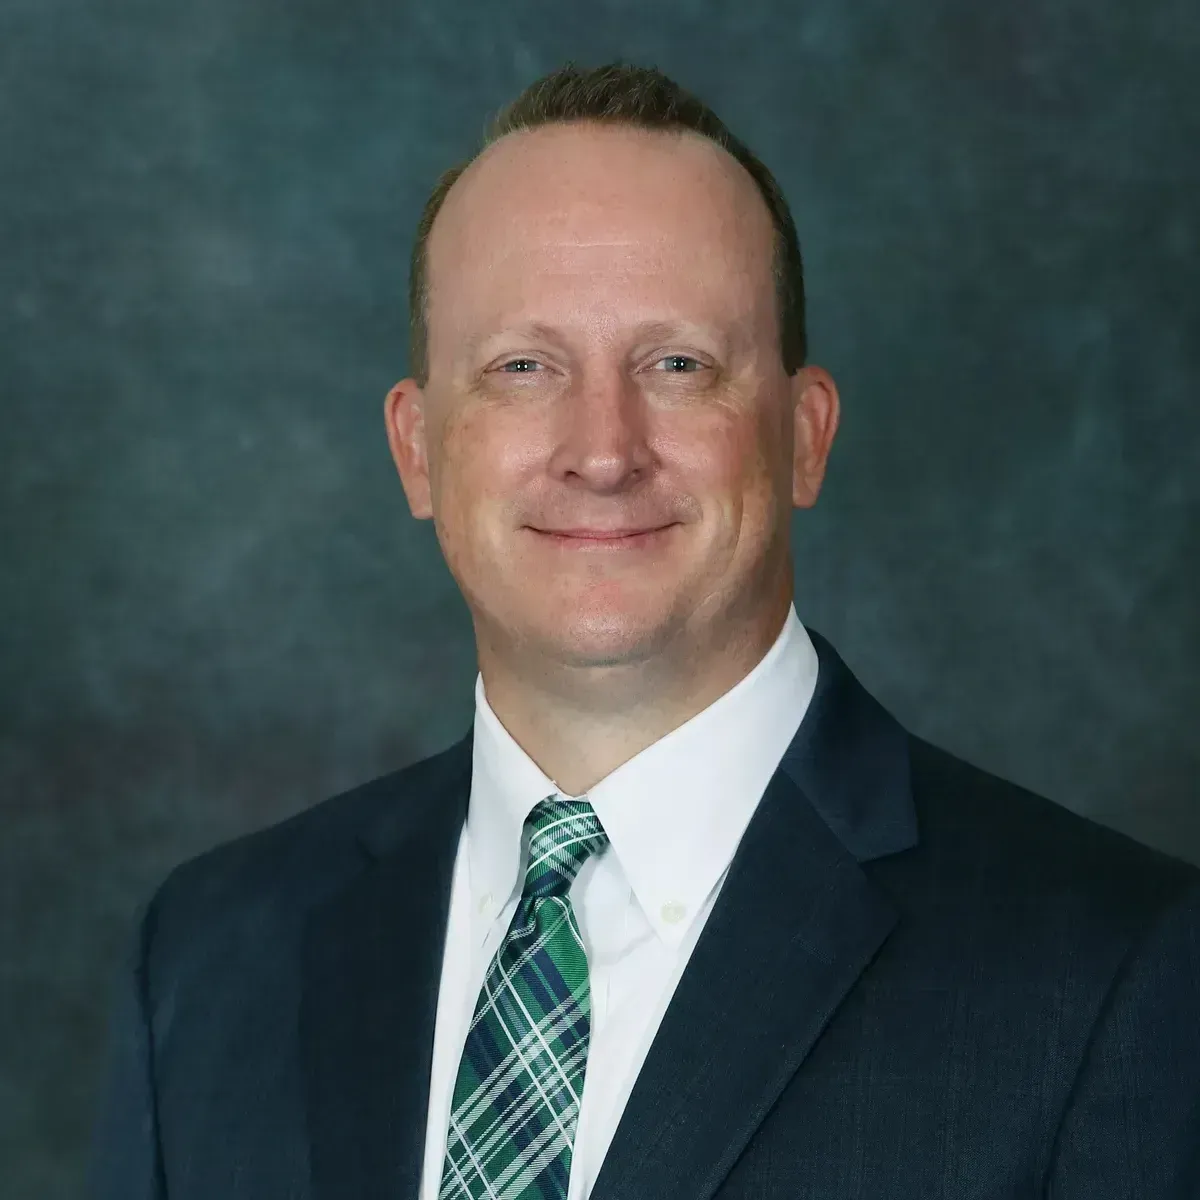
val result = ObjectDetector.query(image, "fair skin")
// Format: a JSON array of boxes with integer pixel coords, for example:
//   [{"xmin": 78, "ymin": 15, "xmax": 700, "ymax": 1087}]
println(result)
[{"xmin": 385, "ymin": 122, "xmax": 840, "ymax": 796}]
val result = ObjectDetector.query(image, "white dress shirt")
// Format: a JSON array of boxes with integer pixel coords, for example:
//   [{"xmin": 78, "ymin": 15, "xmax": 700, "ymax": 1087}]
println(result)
[{"xmin": 418, "ymin": 603, "xmax": 820, "ymax": 1199}]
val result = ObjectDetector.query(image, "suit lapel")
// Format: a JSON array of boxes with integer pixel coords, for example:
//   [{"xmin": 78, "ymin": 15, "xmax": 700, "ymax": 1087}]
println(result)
[
  {"xmin": 589, "ymin": 628, "xmax": 919, "ymax": 1200},
  {"xmin": 300, "ymin": 737, "xmax": 472, "ymax": 1200}
]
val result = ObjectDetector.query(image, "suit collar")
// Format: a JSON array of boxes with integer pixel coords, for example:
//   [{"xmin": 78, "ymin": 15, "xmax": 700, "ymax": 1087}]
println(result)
[
  {"xmin": 776, "ymin": 626, "xmax": 918, "ymax": 861},
  {"xmin": 303, "ymin": 625, "xmax": 917, "ymax": 1200},
  {"xmin": 356, "ymin": 733, "xmax": 472, "ymax": 862},
  {"xmin": 355, "ymin": 624, "xmax": 917, "ymax": 868},
  {"xmin": 350, "ymin": 624, "xmax": 912, "ymax": 868}
]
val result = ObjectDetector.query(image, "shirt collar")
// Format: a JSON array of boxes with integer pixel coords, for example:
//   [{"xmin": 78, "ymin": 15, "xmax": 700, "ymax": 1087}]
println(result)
[{"xmin": 466, "ymin": 603, "xmax": 820, "ymax": 948}]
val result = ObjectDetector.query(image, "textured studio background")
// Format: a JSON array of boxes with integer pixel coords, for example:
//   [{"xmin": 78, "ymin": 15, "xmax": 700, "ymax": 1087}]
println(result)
[{"xmin": 2, "ymin": 0, "xmax": 1199, "ymax": 1195}]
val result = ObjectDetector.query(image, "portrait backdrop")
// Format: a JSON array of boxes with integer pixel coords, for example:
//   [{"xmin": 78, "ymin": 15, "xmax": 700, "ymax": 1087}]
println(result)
[{"xmin": 1, "ymin": 1, "xmax": 1197, "ymax": 1196}]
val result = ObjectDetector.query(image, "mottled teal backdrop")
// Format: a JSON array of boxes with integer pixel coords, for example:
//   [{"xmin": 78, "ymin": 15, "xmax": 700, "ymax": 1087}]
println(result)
[{"xmin": 2, "ymin": 1, "xmax": 1198, "ymax": 1195}]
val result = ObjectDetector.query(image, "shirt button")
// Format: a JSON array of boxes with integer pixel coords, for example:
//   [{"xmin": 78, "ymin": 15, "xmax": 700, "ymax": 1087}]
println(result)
[
  {"xmin": 660, "ymin": 900, "xmax": 687, "ymax": 925},
  {"xmin": 479, "ymin": 892, "xmax": 493, "ymax": 914}
]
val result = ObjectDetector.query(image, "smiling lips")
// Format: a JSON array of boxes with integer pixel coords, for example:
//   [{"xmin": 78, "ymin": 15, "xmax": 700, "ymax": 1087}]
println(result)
[
  {"xmin": 531, "ymin": 524, "xmax": 677, "ymax": 545},
  {"xmin": 541, "ymin": 526, "xmax": 666, "ymax": 537}
]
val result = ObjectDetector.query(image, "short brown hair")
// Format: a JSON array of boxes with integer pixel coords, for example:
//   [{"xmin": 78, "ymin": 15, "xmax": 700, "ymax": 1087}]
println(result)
[{"xmin": 406, "ymin": 61, "xmax": 807, "ymax": 388}]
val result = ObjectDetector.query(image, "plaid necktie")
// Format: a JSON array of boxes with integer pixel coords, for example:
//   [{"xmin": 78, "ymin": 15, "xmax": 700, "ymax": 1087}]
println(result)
[{"xmin": 438, "ymin": 795, "xmax": 609, "ymax": 1200}]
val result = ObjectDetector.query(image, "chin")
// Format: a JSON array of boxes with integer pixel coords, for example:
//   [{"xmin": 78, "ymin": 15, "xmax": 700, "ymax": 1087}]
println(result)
[{"xmin": 535, "ymin": 607, "xmax": 680, "ymax": 666}]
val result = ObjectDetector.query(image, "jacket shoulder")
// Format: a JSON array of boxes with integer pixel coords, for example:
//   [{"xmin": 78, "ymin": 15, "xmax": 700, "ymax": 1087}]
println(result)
[
  {"xmin": 905, "ymin": 733, "xmax": 1200, "ymax": 922},
  {"xmin": 137, "ymin": 735, "xmax": 469, "ymax": 976}
]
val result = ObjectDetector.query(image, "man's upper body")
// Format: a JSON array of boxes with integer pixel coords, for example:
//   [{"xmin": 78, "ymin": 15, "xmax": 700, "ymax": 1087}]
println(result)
[
  {"xmin": 89, "ymin": 609, "xmax": 1200, "ymax": 1199},
  {"xmin": 89, "ymin": 63, "xmax": 1200, "ymax": 1199}
]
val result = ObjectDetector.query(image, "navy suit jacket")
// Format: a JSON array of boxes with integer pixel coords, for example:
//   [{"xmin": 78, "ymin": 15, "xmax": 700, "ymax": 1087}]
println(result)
[{"xmin": 88, "ymin": 628, "xmax": 1200, "ymax": 1198}]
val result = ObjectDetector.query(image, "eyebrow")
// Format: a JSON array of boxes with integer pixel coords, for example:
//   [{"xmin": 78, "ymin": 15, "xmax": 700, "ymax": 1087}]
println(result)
[{"xmin": 460, "ymin": 318, "xmax": 726, "ymax": 360}]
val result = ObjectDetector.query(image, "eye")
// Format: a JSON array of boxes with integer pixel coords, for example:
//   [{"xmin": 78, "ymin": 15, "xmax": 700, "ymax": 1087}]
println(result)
[
  {"xmin": 655, "ymin": 354, "xmax": 704, "ymax": 373},
  {"xmin": 496, "ymin": 354, "xmax": 705, "ymax": 375}
]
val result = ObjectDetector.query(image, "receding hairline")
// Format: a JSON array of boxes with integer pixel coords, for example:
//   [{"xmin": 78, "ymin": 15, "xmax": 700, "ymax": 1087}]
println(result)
[{"xmin": 428, "ymin": 121, "xmax": 773, "ymax": 260}]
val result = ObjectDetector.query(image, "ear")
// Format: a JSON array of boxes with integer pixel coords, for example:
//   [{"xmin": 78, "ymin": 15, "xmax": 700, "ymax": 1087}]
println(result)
[
  {"xmin": 790, "ymin": 365, "xmax": 841, "ymax": 509},
  {"xmin": 384, "ymin": 379, "xmax": 435, "ymax": 520}
]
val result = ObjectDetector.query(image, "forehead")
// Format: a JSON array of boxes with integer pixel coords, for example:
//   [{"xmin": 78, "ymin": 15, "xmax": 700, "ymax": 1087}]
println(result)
[{"xmin": 424, "ymin": 124, "xmax": 777, "ymax": 356}]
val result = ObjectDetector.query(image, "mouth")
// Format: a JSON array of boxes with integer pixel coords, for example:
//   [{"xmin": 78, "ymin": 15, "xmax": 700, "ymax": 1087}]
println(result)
[{"xmin": 528, "ymin": 524, "xmax": 679, "ymax": 548}]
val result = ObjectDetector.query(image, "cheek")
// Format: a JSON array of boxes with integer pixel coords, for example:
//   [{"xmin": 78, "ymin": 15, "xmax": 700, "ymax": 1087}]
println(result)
[
  {"xmin": 674, "ymin": 415, "xmax": 769, "ymax": 507},
  {"xmin": 434, "ymin": 414, "xmax": 533, "ymax": 540},
  {"xmin": 739, "ymin": 406, "xmax": 791, "ymax": 501},
  {"xmin": 456, "ymin": 405, "xmax": 545, "ymax": 474},
  {"xmin": 717, "ymin": 422, "xmax": 788, "ymax": 546}
]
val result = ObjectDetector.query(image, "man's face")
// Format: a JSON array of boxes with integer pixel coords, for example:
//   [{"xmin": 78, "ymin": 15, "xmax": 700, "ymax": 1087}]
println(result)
[{"xmin": 387, "ymin": 123, "xmax": 835, "ymax": 675}]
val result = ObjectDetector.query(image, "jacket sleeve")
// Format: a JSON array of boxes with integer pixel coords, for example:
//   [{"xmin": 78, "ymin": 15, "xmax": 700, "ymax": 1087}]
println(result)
[
  {"xmin": 1046, "ymin": 878, "xmax": 1200, "ymax": 1198},
  {"xmin": 85, "ymin": 896, "xmax": 166, "ymax": 1200}
]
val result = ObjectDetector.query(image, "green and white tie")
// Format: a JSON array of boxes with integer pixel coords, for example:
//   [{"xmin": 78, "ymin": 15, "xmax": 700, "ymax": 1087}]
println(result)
[{"xmin": 438, "ymin": 795, "xmax": 609, "ymax": 1200}]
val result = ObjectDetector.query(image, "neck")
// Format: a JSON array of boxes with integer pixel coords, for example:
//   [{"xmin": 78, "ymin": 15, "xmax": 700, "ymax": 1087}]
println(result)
[{"xmin": 476, "ymin": 587, "xmax": 792, "ymax": 796}]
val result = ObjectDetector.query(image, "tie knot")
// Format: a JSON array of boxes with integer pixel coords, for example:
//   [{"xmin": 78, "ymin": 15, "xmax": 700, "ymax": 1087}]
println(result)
[{"xmin": 523, "ymin": 795, "xmax": 608, "ymax": 900}]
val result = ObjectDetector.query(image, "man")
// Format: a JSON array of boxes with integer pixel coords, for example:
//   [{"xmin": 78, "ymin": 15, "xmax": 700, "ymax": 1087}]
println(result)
[{"xmin": 89, "ymin": 62, "xmax": 1200, "ymax": 1199}]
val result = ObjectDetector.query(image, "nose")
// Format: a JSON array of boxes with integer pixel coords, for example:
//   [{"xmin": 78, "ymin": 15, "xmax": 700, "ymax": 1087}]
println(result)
[{"xmin": 548, "ymin": 369, "xmax": 656, "ymax": 492}]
